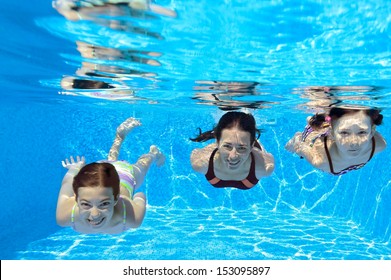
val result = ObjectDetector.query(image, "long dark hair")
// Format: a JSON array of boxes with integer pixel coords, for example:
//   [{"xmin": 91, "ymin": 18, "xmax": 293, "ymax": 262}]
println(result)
[
  {"xmin": 73, "ymin": 162, "xmax": 120, "ymax": 200},
  {"xmin": 308, "ymin": 107, "xmax": 383, "ymax": 129},
  {"xmin": 190, "ymin": 111, "xmax": 261, "ymax": 144}
]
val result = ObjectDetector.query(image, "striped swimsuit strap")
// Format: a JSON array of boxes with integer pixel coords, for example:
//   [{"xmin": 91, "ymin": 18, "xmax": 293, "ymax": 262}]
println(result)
[{"xmin": 324, "ymin": 136, "xmax": 376, "ymax": 175}]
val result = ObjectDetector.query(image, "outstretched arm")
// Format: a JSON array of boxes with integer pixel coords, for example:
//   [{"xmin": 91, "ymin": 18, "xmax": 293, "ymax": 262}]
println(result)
[
  {"xmin": 133, "ymin": 145, "xmax": 165, "ymax": 190},
  {"xmin": 285, "ymin": 132, "xmax": 304, "ymax": 155},
  {"xmin": 108, "ymin": 117, "xmax": 141, "ymax": 161},
  {"xmin": 252, "ymin": 145, "xmax": 275, "ymax": 178},
  {"xmin": 56, "ymin": 156, "xmax": 85, "ymax": 226},
  {"xmin": 190, "ymin": 143, "xmax": 216, "ymax": 174},
  {"xmin": 374, "ymin": 131, "xmax": 387, "ymax": 154},
  {"xmin": 285, "ymin": 132, "xmax": 325, "ymax": 167}
]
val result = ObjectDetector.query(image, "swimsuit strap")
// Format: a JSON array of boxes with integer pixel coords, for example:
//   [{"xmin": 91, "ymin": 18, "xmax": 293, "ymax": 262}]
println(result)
[
  {"xmin": 302, "ymin": 124, "xmax": 330, "ymax": 147},
  {"xmin": 301, "ymin": 125, "xmax": 314, "ymax": 142},
  {"xmin": 205, "ymin": 148, "xmax": 219, "ymax": 181},
  {"xmin": 240, "ymin": 152, "xmax": 258, "ymax": 188},
  {"xmin": 71, "ymin": 203, "xmax": 77, "ymax": 229},
  {"xmin": 120, "ymin": 196, "xmax": 127, "ymax": 230},
  {"xmin": 324, "ymin": 136, "xmax": 335, "ymax": 174},
  {"xmin": 205, "ymin": 148, "xmax": 258, "ymax": 188},
  {"xmin": 324, "ymin": 136, "xmax": 376, "ymax": 175}
]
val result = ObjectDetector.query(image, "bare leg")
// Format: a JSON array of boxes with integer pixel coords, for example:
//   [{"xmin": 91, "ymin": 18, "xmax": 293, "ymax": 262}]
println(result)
[
  {"xmin": 128, "ymin": 0, "xmax": 150, "ymax": 10},
  {"xmin": 108, "ymin": 117, "xmax": 141, "ymax": 161},
  {"xmin": 133, "ymin": 145, "xmax": 165, "ymax": 189}
]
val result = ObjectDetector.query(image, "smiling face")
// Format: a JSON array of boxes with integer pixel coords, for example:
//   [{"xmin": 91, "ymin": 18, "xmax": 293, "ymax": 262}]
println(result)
[
  {"xmin": 332, "ymin": 110, "xmax": 375, "ymax": 157},
  {"xmin": 217, "ymin": 128, "xmax": 252, "ymax": 170},
  {"xmin": 76, "ymin": 186, "xmax": 117, "ymax": 230}
]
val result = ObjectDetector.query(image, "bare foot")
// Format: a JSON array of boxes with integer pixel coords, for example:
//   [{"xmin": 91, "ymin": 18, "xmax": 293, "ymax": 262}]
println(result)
[
  {"xmin": 117, "ymin": 117, "xmax": 141, "ymax": 138},
  {"xmin": 149, "ymin": 145, "xmax": 165, "ymax": 167},
  {"xmin": 128, "ymin": 0, "xmax": 150, "ymax": 10}
]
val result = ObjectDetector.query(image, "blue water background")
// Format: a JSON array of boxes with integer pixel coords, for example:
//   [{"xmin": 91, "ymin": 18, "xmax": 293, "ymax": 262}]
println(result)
[{"xmin": 1, "ymin": 0, "xmax": 391, "ymax": 259}]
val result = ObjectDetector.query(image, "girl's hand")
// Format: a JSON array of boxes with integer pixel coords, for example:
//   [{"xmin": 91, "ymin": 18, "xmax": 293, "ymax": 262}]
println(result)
[{"xmin": 62, "ymin": 156, "xmax": 86, "ymax": 170}]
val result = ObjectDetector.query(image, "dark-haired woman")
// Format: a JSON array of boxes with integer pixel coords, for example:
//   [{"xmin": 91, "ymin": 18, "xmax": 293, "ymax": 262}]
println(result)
[
  {"xmin": 190, "ymin": 112, "xmax": 275, "ymax": 190},
  {"xmin": 56, "ymin": 117, "xmax": 165, "ymax": 234},
  {"xmin": 285, "ymin": 107, "xmax": 386, "ymax": 175}
]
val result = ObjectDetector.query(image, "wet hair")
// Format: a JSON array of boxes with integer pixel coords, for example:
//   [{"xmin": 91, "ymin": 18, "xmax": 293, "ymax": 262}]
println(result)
[
  {"xmin": 70, "ymin": 79, "xmax": 115, "ymax": 89},
  {"xmin": 308, "ymin": 107, "xmax": 383, "ymax": 129},
  {"xmin": 72, "ymin": 162, "xmax": 120, "ymax": 200},
  {"xmin": 190, "ymin": 111, "xmax": 261, "ymax": 144}
]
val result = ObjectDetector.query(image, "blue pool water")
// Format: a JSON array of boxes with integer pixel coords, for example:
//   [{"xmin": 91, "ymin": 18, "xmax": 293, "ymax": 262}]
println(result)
[{"xmin": 1, "ymin": 0, "xmax": 391, "ymax": 260}]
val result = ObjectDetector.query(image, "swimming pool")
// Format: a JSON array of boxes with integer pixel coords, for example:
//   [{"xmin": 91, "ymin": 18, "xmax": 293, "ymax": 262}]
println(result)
[{"xmin": 1, "ymin": 0, "xmax": 391, "ymax": 260}]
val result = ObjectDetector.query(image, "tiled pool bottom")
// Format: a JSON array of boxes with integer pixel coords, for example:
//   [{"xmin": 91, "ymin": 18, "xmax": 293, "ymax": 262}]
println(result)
[{"xmin": 17, "ymin": 206, "xmax": 391, "ymax": 260}]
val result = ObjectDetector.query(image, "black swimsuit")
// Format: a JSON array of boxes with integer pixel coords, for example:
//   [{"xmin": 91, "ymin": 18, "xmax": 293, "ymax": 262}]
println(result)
[{"xmin": 205, "ymin": 148, "xmax": 259, "ymax": 190}]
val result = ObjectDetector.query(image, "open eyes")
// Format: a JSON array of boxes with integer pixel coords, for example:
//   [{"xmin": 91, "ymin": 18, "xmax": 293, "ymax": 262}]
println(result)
[
  {"xmin": 237, "ymin": 147, "xmax": 248, "ymax": 152},
  {"xmin": 222, "ymin": 144, "xmax": 248, "ymax": 152},
  {"xmin": 80, "ymin": 201, "xmax": 111, "ymax": 209}
]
